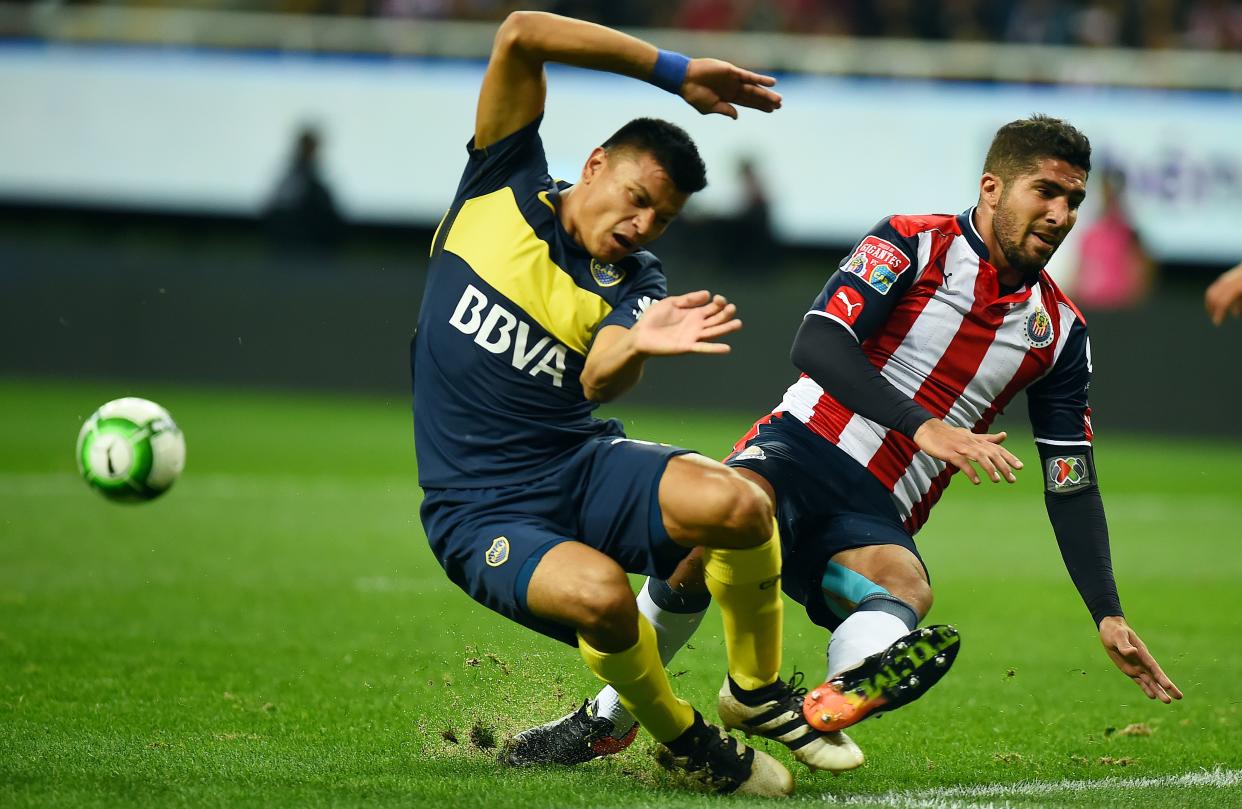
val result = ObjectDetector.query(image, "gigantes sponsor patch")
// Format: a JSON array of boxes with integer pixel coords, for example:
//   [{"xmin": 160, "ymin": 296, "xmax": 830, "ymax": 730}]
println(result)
[{"xmin": 843, "ymin": 236, "xmax": 911, "ymax": 295}]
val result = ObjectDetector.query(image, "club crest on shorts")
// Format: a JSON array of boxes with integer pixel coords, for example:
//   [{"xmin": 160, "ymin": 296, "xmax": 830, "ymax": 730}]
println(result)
[
  {"xmin": 485, "ymin": 536, "xmax": 510, "ymax": 567},
  {"xmin": 733, "ymin": 445, "xmax": 767, "ymax": 462},
  {"xmin": 590, "ymin": 259, "xmax": 625, "ymax": 287},
  {"xmin": 1046, "ymin": 455, "xmax": 1090, "ymax": 493},
  {"xmin": 1025, "ymin": 306, "xmax": 1054, "ymax": 348}
]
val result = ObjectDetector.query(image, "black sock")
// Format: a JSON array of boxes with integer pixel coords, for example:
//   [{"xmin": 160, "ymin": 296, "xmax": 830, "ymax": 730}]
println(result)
[
  {"xmin": 727, "ymin": 674, "xmax": 784, "ymax": 707},
  {"xmin": 663, "ymin": 711, "xmax": 705, "ymax": 754}
]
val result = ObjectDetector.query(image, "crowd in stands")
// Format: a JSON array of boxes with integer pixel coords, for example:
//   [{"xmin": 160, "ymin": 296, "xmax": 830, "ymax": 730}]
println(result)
[{"xmin": 65, "ymin": 0, "xmax": 1239, "ymax": 50}]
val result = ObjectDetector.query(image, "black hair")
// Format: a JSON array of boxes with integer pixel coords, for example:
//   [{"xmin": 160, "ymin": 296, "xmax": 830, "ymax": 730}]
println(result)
[
  {"xmin": 601, "ymin": 117, "xmax": 708, "ymax": 194},
  {"xmin": 983, "ymin": 115, "xmax": 1092, "ymax": 181}
]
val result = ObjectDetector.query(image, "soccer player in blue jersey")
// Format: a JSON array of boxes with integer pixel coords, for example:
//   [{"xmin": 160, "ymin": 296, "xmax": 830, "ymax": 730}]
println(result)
[
  {"xmin": 510, "ymin": 115, "xmax": 1182, "ymax": 769},
  {"xmin": 413, "ymin": 11, "xmax": 858, "ymax": 796}
]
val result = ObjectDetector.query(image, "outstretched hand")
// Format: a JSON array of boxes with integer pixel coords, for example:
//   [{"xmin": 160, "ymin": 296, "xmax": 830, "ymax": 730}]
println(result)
[
  {"xmin": 912, "ymin": 419, "xmax": 1023, "ymax": 484},
  {"xmin": 630, "ymin": 290, "xmax": 742, "ymax": 356},
  {"xmin": 1205, "ymin": 262, "xmax": 1242, "ymax": 326},
  {"xmin": 1098, "ymin": 616, "xmax": 1183, "ymax": 703},
  {"xmin": 680, "ymin": 58, "xmax": 782, "ymax": 118}
]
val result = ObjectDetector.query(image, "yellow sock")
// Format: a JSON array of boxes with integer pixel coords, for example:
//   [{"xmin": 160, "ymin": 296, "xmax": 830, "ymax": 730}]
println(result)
[
  {"xmin": 703, "ymin": 529, "xmax": 783, "ymax": 691},
  {"xmin": 578, "ymin": 615, "xmax": 695, "ymax": 743}
]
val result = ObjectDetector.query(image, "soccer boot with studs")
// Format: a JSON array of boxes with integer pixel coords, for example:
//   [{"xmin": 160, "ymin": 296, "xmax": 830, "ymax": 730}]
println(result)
[
  {"xmin": 803, "ymin": 624, "xmax": 961, "ymax": 732},
  {"xmin": 656, "ymin": 710, "xmax": 794, "ymax": 797},
  {"xmin": 717, "ymin": 671, "xmax": 864, "ymax": 772},
  {"xmin": 501, "ymin": 699, "xmax": 638, "ymax": 767}
]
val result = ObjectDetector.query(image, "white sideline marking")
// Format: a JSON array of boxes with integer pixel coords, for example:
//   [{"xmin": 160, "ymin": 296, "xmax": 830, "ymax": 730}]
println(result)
[{"xmin": 833, "ymin": 768, "xmax": 1242, "ymax": 808}]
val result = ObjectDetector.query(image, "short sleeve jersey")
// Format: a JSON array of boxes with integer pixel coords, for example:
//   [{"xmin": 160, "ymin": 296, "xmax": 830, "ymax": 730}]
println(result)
[
  {"xmin": 761, "ymin": 209, "xmax": 1093, "ymax": 533},
  {"xmin": 412, "ymin": 117, "xmax": 668, "ymax": 489}
]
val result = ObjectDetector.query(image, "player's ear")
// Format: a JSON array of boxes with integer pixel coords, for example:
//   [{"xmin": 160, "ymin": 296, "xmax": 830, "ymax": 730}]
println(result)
[
  {"xmin": 581, "ymin": 147, "xmax": 608, "ymax": 185},
  {"xmin": 979, "ymin": 172, "xmax": 1002, "ymax": 208}
]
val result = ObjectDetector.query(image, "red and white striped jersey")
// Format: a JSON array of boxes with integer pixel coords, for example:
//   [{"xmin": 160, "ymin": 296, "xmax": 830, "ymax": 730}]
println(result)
[{"xmin": 756, "ymin": 209, "xmax": 1093, "ymax": 535}]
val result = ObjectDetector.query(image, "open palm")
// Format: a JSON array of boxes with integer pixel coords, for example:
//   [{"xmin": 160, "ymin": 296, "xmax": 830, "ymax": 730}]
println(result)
[{"xmin": 630, "ymin": 291, "xmax": 742, "ymax": 356}]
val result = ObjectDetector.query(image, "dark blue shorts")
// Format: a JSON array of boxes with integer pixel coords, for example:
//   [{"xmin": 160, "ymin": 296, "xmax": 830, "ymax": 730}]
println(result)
[
  {"xmin": 725, "ymin": 414, "xmax": 926, "ymax": 631},
  {"xmin": 420, "ymin": 436, "xmax": 694, "ymax": 646}
]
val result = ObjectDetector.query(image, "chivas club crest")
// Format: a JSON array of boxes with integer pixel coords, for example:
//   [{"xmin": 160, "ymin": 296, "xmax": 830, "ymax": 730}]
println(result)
[{"xmin": 1025, "ymin": 306, "xmax": 1054, "ymax": 348}]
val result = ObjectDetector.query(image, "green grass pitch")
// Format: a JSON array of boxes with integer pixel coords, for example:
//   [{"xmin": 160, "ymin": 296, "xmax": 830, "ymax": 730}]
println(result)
[{"xmin": 2, "ymin": 379, "xmax": 1240, "ymax": 808}]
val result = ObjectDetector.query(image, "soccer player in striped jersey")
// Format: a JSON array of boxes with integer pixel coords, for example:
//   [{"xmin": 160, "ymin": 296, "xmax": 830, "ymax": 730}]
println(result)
[
  {"xmin": 509, "ymin": 114, "xmax": 1182, "ymax": 767},
  {"xmin": 416, "ymin": 11, "xmax": 863, "ymax": 795}
]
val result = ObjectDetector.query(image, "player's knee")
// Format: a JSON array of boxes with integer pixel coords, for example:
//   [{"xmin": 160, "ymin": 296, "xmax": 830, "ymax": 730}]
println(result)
[
  {"xmin": 701, "ymin": 470, "xmax": 773, "ymax": 548},
  {"xmin": 571, "ymin": 574, "xmax": 639, "ymax": 643},
  {"xmin": 875, "ymin": 572, "xmax": 933, "ymax": 620},
  {"xmin": 831, "ymin": 546, "xmax": 933, "ymax": 620}
]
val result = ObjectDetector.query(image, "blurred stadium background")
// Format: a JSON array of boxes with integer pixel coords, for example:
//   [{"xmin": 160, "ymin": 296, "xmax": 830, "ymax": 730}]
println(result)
[{"xmin": 2, "ymin": 0, "xmax": 1241, "ymax": 434}]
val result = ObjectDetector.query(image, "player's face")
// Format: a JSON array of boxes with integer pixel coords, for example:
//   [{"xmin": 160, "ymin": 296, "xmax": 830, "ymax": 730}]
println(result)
[
  {"xmin": 575, "ymin": 148, "xmax": 688, "ymax": 263},
  {"xmin": 990, "ymin": 158, "xmax": 1087, "ymax": 281}
]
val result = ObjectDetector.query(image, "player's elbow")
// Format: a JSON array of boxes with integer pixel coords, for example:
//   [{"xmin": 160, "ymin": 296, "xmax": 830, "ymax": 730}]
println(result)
[
  {"xmin": 789, "ymin": 339, "xmax": 809, "ymax": 376},
  {"xmin": 581, "ymin": 381, "xmax": 608, "ymax": 403},
  {"xmin": 494, "ymin": 10, "xmax": 541, "ymax": 56},
  {"xmin": 582, "ymin": 378, "xmax": 625, "ymax": 404},
  {"xmin": 789, "ymin": 329, "xmax": 819, "ymax": 379},
  {"xmin": 581, "ymin": 364, "xmax": 640, "ymax": 403}
]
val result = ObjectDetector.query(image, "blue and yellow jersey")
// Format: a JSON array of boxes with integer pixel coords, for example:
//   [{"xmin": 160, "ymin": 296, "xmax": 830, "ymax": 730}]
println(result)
[{"xmin": 412, "ymin": 117, "xmax": 667, "ymax": 489}]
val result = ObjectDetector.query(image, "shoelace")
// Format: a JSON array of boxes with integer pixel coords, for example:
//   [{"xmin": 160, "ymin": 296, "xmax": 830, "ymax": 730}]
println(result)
[
  {"xmin": 705, "ymin": 726, "xmax": 744, "ymax": 761},
  {"xmin": 580, "ymin": 700, "xmax": 620, "ymax": 741},
  {"xmin": 778, "ymin": 669, "xmax": 810, "ymax": 710},
  {"xmin": 691, "ymin": 728, "xmax": 747, "ymax": 789}
]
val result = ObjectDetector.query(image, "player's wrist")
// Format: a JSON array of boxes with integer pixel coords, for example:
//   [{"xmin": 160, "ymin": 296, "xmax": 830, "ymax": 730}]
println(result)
[
  {"xmin": 649, "ymin": 49, "xmax": 690, "ymax": 94},
  {"xmin": 897, "ymin": 405, "xmax": 937, "ymax": 440},
  {"xmin": 624, "ymin": 326, "xmax": 658, "ymax": 359},
  {"xmin": 912, "ymin": 418, "xmax": 942, "ymax": 443}
]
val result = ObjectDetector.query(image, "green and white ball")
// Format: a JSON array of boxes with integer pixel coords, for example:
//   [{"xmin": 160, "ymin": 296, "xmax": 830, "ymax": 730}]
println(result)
[{"xmin": 76, "ymin": 397, "xmax": 186, "ymax": 502}]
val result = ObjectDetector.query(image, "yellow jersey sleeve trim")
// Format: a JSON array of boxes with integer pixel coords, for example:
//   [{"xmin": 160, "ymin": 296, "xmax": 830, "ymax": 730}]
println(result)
[
  {"xmin": 444, "ymin": 186, "xmax": 612, "ymax": 356},
  {"xmin": 429, "ymin": 209, "xmax": 449, "ymax": 257}
]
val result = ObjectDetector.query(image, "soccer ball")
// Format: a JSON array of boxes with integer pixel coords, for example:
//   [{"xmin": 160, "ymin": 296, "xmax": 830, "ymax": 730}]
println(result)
[{"xmin": 76, "ymin": 397, "xmax": 186, "ymax": 502}]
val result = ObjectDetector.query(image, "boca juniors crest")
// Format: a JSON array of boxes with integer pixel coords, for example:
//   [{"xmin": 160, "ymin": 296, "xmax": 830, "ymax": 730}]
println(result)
[
  {"xmin": 590, "ymin": 259, "xmax": 625, "ymax": 287},
  {"xmin": 485, "ymin": 537, "xmax": 510, "ymax": 567},
  {"xmin": 1025, "ymin": 306, "xmax": 1054, "ymax": 348}
]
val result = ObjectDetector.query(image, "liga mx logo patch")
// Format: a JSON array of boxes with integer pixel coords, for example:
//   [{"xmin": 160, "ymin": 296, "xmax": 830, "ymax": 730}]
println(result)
[
  {"xmin": 1026, "ymin": 306, "xmax": 1055, "ymax": 348},
  {"xmin": 485, "ymin": 537, "xmax": 510, "ymax": 567},
  {"xmin": 590, "ymin": 259, "xmax": 625, "ymax": 287},
  {"xmin": 1046, "ymin": 455, "xmax": 1090, "ymax": 493}
]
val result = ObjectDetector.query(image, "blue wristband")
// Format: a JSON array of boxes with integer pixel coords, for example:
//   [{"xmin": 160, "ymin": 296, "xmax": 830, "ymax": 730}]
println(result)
[{"xmin": 650, "ymin": 49, "xmax": 690, "ymax": 94}]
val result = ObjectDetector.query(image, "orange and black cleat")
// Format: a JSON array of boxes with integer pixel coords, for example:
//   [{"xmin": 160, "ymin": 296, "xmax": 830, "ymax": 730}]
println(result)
[
  {"xmin": 502, "ymin": 700, "xmax": 638, "ymax": 767},
  {"xmin": 803, "ymin": 625, "xmax": 961, "ymax": 732}
]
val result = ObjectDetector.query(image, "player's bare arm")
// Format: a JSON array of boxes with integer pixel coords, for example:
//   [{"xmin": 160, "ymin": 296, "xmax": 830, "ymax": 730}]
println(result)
[
  {"xmin": 912, "ymin": 419, "xmax": 1023, "ymax": 485},
  {"xmin": 475, "ymin": 11, "xmax": 781, "ymax": 150},
  {"xmin": 581, "ymin": 291, "xmax": 741, "ymax": 402},
  {"xmin": 1098, "ymin": 616, "xmax": 1183, "ymax": 703},
  {"xmin": 1204, "ymin": 261, "xmax": 1242, "ymax": 326}
]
